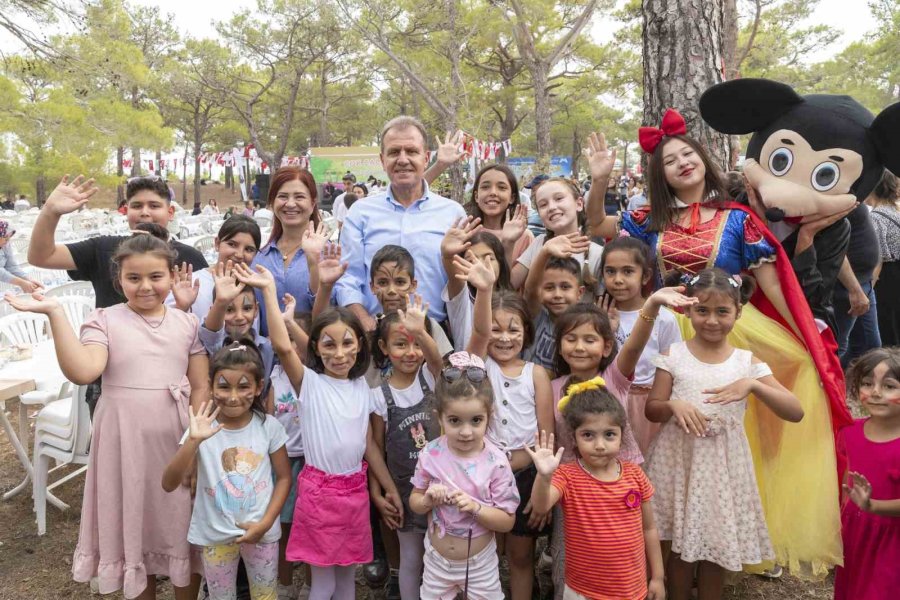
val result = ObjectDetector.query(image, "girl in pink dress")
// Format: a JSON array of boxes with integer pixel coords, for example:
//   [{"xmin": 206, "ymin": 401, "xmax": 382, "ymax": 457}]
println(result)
[
  {"xmin": 835, "ymin": 347, "xmax": 900, "ymax": 600},
  {"xmin": 6, "ymin": 229, "xmax": 209, "ymax": 600}
]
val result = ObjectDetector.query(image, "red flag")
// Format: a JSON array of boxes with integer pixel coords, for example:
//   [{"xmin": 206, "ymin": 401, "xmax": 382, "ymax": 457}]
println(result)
[{"xmin": 149, "ymin": 160, "xmax": 154, "ymax": 172}]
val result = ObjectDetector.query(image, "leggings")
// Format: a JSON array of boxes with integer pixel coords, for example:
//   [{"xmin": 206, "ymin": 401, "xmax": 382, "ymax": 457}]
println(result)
[
  {"xmin": 309, "ymin": 565, "xmax": 356, "ymax": 600},
  {"xmin": 202, "ymin": 542, "xmax": 278, "ymax": 600},
  {"xmin": 398, "ymin": 530, "xmax": 426, "ymax": 600}
]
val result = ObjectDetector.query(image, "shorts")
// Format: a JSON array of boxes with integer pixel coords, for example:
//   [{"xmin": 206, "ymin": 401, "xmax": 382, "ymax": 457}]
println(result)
[
  {"xmin": 511, "ymin": 464, "xmax": 552, "ymax": 537},
  {"xmin": 279, "ymin": 455, "xmax": 306, "ymax": 523},
  {"xmin": 421, "ymin": 533, "xmax": 502, "ymax": 600}
]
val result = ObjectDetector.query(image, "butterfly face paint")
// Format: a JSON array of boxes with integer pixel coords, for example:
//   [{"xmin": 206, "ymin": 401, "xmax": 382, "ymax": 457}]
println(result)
[
  {"xmin": 212, "ymin": 367, "xmax": 261, "ymax": 427},
  {"xmin": 316, "ymin": 321, "xmax": 360, "ymax": 379}
]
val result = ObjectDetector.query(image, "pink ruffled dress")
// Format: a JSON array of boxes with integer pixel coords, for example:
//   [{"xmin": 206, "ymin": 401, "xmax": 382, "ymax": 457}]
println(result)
[{"xmin": 72, "ymin": 304, "xmax": 205, "ymax": 598}]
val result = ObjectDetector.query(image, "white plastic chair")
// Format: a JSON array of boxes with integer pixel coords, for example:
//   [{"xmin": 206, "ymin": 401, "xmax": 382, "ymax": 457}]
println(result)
[
  {"xmin": 10, "ymin": 237, "xmax": 30, "ymax": 255},
  {"xmin": 0, "ymin": 311, "xmax": 50, "ymax": 345},
  {"xmin": 254, "ymin": 214, "xmax": 272, "ymax": 228},
  {"xmin": 55, "ymin": 295, "xmax": 94, "ymax": 333},
  {"xmin": 44, "ymin": 281, "xmax": 95, "ymax": 304},
  {"xmin": 33, "ymin": 384, "xmax": 91, "ymax": 534},
  {"xmin": 192, "ymin": 235, "xmax": 216, "ymax": 254}
]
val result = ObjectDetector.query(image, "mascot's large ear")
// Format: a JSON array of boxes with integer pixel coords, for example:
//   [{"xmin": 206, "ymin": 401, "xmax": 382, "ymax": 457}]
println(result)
[
  {"xmin": 869, "ymin": 102, "xmax": 900, "ymax": 176},
  {"xmin": 700, "ymin": 79, "xmax": 804, "ymax": 134}
]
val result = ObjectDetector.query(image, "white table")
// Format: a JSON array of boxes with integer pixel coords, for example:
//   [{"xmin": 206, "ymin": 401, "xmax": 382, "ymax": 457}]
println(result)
[{"xmin": 0, "ymin": 341, "xmax": 68, "ymax": 505}]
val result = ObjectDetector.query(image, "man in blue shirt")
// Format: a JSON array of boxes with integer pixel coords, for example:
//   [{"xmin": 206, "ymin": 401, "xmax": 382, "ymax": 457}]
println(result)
[{"xmin": 336, "ymin": 116, "xmax": 466, "ymax": 330}]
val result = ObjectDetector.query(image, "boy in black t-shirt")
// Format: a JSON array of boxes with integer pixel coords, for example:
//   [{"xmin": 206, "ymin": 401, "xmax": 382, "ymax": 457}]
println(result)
[{"xmin": 28, "ymin": 175, "xmax": 207, "ymax": 307}]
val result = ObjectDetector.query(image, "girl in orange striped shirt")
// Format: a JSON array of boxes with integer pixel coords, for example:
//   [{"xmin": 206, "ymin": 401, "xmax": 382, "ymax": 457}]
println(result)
[{"xmin": 528, "ymin": 378, "xmax": 665, "ymax": 600}]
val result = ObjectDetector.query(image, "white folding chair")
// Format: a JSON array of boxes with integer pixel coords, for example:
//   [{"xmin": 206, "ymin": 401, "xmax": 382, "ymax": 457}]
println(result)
[
  {"xmin": 0, "ymin": 311, "xmax": 50, "ymax": 346},
  {"xmin": 33, "ymin": 384, "xmax": 91, "ymax": 534},
  {"xmin": 254, "ymin": 214, "xmax": 272, "ymax": 228},
  {"xmin": 44, "ymin": 281, "xmax": 95, "ymax": 304},
  {"xmin": 192, "ymin": 235, "xmax": 216, "ymax": 254}
]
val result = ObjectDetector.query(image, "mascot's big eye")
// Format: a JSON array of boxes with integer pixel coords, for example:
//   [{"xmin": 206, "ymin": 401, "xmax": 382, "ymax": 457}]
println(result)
[
  {"xmin": 768, "ymin": 148, "xmax": 793, "ymax": 176},
  {"xmin": 811, "ymin": 161, "xmax": 840, "ymax": 192}
]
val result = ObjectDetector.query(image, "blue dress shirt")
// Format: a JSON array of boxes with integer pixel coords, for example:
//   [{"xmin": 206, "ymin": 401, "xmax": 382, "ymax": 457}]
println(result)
[
  {"xmin": 336, "ymin": 182, "xmax": 465, "ymax": 321},
  {"xmin": 251, "ymin": 239, "xmax": 316, "ymax": 335}
]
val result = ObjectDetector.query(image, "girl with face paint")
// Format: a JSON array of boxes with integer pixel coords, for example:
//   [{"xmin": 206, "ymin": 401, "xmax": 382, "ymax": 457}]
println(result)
[
  {"xmin": 163, "ymin": 341, "xmax": 292, "ymax": 600},
  {"xmin": 232, "ymin": 246, "xmax": 397, "ymax": 600}
]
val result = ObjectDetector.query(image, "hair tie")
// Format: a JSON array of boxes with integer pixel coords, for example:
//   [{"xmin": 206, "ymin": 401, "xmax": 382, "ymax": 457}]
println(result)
[
  {"xmin": 558, "ymin": 376, "xmax": 606, "ymax": 412},
  {"xmin": 446, "ymin": 351, "xmax": 486, "ymax": 371},
  {"xmin": 617, "ymin": 229, "xmax": 631, "ymax": 238},
  {"xmin": 228, "ymin": 344, "xmax": 247, "ymax": 352},
  {"xmin": 678, "ymin": 273, "xmax": 695, "ymax": 286},
  {"xmin": 638, "ymin": 109, "xmax": 688, "ymax": 154},
  {"xmin": 689, "ymin": 275, "xmax": 701, "ymax": 286},
  {"xmin": 729, "ymin": 274, "xmax": 742, "ymax": 288}
]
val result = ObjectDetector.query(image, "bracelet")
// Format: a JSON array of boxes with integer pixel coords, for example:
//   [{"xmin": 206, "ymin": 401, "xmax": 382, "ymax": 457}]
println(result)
[
  {"xmin": 472, "ymin": 502, "xmax": 483, "ymax": 518},
  {"xmin": 638, "ymin": 308, "xmax": 656, "ymax": 323}
]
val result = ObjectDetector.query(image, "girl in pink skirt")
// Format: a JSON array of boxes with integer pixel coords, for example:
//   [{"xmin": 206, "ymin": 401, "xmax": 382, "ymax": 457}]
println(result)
[{"xmin": 236, "ymin": 246, "xmax": 395, "ymax": 600}]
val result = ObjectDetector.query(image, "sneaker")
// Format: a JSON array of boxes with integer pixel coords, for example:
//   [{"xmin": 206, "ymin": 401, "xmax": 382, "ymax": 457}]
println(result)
[
  {"xmin": 89, "ymin": 577, "xmax": 100, "ymax": 595},
  {"xmin": 538, "ymin": 550, "xmax": 553, "ymax": 574},
  {"xmin": 277, "ymin": 582, "xmax": 297, "ymax": 600},
  {"xmin": 363, "ymin": 557, "xmax": 389, "ymax": 588},
  {"xmin": 760, "ymin": 565, "xmax": 783, "ymax": 579}
]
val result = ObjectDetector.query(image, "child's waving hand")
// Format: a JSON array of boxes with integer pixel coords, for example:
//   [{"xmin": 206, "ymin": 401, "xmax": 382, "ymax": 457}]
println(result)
[{"xmin": 526, "ymin": 430, "xmax": 564, "ymax": 477}]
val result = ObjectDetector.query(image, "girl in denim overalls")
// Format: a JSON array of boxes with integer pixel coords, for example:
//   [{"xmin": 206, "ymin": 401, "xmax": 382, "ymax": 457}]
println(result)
[{"xmin": 370, "ymin": 299, "xmax": 444, "ymax": 600}]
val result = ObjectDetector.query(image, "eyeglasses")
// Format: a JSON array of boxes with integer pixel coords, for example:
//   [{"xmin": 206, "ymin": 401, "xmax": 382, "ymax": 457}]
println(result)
[
  {"xmin": 441, "ymin": 366, "xmax": 487, "ymax": 384},
  {"xmin": 126, "ymin": 175, "xmax": 163, "ymax": 184}
]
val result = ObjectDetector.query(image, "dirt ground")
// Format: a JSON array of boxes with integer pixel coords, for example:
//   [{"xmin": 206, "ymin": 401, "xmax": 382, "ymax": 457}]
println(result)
[
  {"xmin": 0, "ymin": 393, "xmax": 835, "ymax": 600},
  {"xmin": 84, "ymin": 182, "xmax": 247, "ymax": 212}
]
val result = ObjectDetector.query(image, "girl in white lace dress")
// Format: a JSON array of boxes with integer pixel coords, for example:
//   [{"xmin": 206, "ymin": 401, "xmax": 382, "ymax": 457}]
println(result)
[{"xmin": 645, "ymin": 269, "xmax": 803, "ymax": 600}]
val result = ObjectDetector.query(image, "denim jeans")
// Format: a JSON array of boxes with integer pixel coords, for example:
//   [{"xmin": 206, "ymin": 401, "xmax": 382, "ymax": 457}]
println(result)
[{"xmin": 833, "ymin": 280, "xmax": 881, "ymax": 369}]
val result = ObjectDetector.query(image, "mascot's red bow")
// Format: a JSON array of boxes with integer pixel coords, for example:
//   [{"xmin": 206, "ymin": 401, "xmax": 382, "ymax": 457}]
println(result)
[{"xmin": 639, "ymin": 108, "xmax": 687, "ymax": 153}]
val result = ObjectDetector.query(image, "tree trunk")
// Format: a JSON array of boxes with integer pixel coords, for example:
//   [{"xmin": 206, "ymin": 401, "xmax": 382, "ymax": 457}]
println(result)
[
  {"xmin": 182, "ymin": 145, "xmax": 189, "ymax": 205},
  {"xmin": 318, "ymin": 65, "xmax": 330, "ymax": 146},
  {"xmin": 36, "ymin": 174, "xmax": 46, "ymax": 207},
  {"xmin": 571, "ymin": 130, "xmax": 581, "ymax": 179},
  {"xmin": 155, "ymin": 149, "xmax": 163, "ymax": 175},
  {"xmin": 722, "ymin": 0, "xmax": 739, "ymax": 79},
  {"xmin": 194, "ymin": 135, "xmax": 203, "ymax": 206},
  {"xmin": 131, "ymin": 146, "xmax": 141, "ymax": 176},
  {"xmin": 116, "ymin": 146, "xmax": 125, "ymax": 206},
  {"xmin": 532, "ymin": 62, "xmax": 553, "ymax": 163},
  {"xmin": 642, "ymin": 0, "xmax": 732, "ymax": 170},
  {"xmin": 225, "ymin": 166, "xmax": 234, "ymax": 190}
]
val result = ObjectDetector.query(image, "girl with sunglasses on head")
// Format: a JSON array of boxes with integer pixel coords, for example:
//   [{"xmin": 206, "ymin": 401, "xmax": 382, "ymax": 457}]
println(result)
[{"xmin": 409, "ymin": 352, "xmax": 520, "ymax": 600}]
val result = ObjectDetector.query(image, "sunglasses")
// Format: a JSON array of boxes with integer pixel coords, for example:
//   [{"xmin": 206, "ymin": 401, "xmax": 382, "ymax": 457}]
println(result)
[
  {"xmin": 441, "ymin": 366, "xmax": 487, "ymax": 384},
  {"xmin": 126, "ymin": 175, "xmax": 163, "ymax": 184}
]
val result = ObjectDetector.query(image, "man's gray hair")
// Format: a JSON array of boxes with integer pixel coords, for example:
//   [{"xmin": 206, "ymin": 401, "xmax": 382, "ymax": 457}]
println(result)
[{"xmin": 380, "ymin": 116, "xmax": 428, "ymax": 153}]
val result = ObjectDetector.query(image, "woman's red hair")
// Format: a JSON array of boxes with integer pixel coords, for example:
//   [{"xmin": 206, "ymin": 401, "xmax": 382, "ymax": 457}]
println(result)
[{"xmin": 266, "ymin": 167, "xmax": 322, "ymax": 245}]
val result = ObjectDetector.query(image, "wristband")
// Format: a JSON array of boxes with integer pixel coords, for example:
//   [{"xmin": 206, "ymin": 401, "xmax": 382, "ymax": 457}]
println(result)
[{"xmin": 638, "ymin": 308, "xmax": 656, "ymax": 323}]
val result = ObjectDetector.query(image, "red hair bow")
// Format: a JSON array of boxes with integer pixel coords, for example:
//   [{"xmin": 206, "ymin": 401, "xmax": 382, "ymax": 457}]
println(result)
[{"xmin": 638, "ymin": 108, "xmax": 687, "ymax": 154}]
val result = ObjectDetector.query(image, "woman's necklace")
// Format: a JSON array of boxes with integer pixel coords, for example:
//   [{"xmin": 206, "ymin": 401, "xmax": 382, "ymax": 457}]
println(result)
[
  {"xmin": 126, "ymin": 304, "xmax": 167, "ymax": 330},
  {"xmin": 278, "ymin": 239, "xmax": 303, "ymax": 265},
  {"xmin": 577, "ymin": 457, "xmax": 621, "ymax": 482}
]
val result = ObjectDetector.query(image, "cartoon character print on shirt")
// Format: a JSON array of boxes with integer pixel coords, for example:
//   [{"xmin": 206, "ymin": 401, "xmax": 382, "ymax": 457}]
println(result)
[
  {"xmin": 410, "ymin": 423, "xmax": 427, "ymax": 449},
  {"xmin": 274, "ymin": 391, "xmax": 299, "ymax": 425},
  {"xmin": 206, "ymin": 446, "xmax": 269, "ymax": 521}
]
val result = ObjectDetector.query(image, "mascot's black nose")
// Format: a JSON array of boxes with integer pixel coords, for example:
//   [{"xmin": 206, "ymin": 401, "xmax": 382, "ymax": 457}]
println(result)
[{"xmin": 765, "ymin": 207, "xmax": 785, "ymax": 222}]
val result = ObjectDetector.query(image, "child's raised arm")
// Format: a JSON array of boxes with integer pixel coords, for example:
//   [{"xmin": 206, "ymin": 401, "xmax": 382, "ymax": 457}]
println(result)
[
  {"xmin": 441, "ymin": 216, "xmax": 482, "ymax": 301},
  {"xmin": 615, "ymin": 286, "xmax": 697, "ymax": 379},
  {"xmin": 703, "ymin": 356, "xmax": 804, "ymax": 423},
  {"xmin": 162, "ymin": 401, "xmax": 223, "ymax": 492},
  {"xmin": 312, "ymin": 243, "xmax": 346, "ymax": 320},
  {"xmin": 584, "ymin": 132, "xmax": 617, "ymax": 240},
  {"xmin": 233, "ymin": 263, "xmax": 305, "ymax": 391},
  {"xmin": 453, "ymin": 252, "xmax": 495, "ymax": 358},
  {"xmin": 203, "ymin": 261, "xmax": 247, "ymax": 332},
  {"xmin": 301, "ymin": 221, "xmax": 329, "ymax": 295},
  {"xmin": 525, "ymin": 429, "xmax": 564, "ymax": 514},
  {"xmin": 398, "ymin": 293, "xmax": 443, "ymax": 379},
  {"xmin": 4, "ymin": 293, "xmax": 107, "ymax": 384}
]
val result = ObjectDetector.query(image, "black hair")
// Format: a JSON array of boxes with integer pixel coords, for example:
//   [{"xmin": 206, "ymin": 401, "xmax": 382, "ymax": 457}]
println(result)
[
  {"xmin": 846, "ymin": 347, "xmax": 900, "ymax": 404},
  {"xmin": 466, "ymin": 231, "xmax": 512, "ymax": 291},
  {"xmin": 216, "ymin": 214, "xmax": 261, "ymax": 250},
  {"xmin": 306, "ymin": 306, "xmax": 371, "ymax": 379},
  {"xmin": 553, "ymin": 303, "xmax": 618, "ymax": 376},
  {"xmin": 126, "ymin": 177, "xmax": 171, "ymax": 202},
  {"xmin": 209, "ymin": 339, "xmax": 268, "ymax": 421},
  {"xmin": 371, "ymin": 310, "xmax": 435, "ymax": 370},
  {"xmin": 434, "ymin": 360, "xmax": 494, "ymax": 420},
  {"xmin": 561, "ymin": 382, "xmax": 627, "ymax": 436},
  {"xmin": 664, "ymin": 267, "xmax": 756, "ymax": 307},
  {"xmin": 491, "ymin": 290, "xmax": 535, "ymax": 353},
  {"xmin": 544, "ymin": 256, "xmax": 583, "ymax": 284},
  {"xmin": 370, "ymin": 244, "xmax": 416, "ymax": 281},
  {"xmin": 351, "ymin": 183, "xmax": 368, "ymax": 197},
  {"xmin": 111, "ymin": 224, "xmax": 177, "ymax": 291},
  {"xmin": 343, "ymin": 192, "xmax": 360, "ymax": 211},
  {"xmin": 599, "ymin": 236, "xmax": 654, "ymax": 297},
  {"xmin": 466, "ymin": 164, "xmax": 522, "ymax": 226}
]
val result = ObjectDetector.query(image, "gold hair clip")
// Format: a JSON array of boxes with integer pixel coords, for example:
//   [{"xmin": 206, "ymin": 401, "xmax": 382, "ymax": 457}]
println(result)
[{"xmin": 558, "ymin": 376, "xmax": 607, "ymax": 412}]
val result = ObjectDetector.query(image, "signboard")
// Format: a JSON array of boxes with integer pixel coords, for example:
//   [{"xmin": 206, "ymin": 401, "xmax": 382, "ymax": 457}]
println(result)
[
  {"xmin": 309, "ymin": 146, "xmax": 387, "ymax": 184},
  {"xmin": 505, "ymin": 156, "xmax": 573, "ymax": 181}
]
